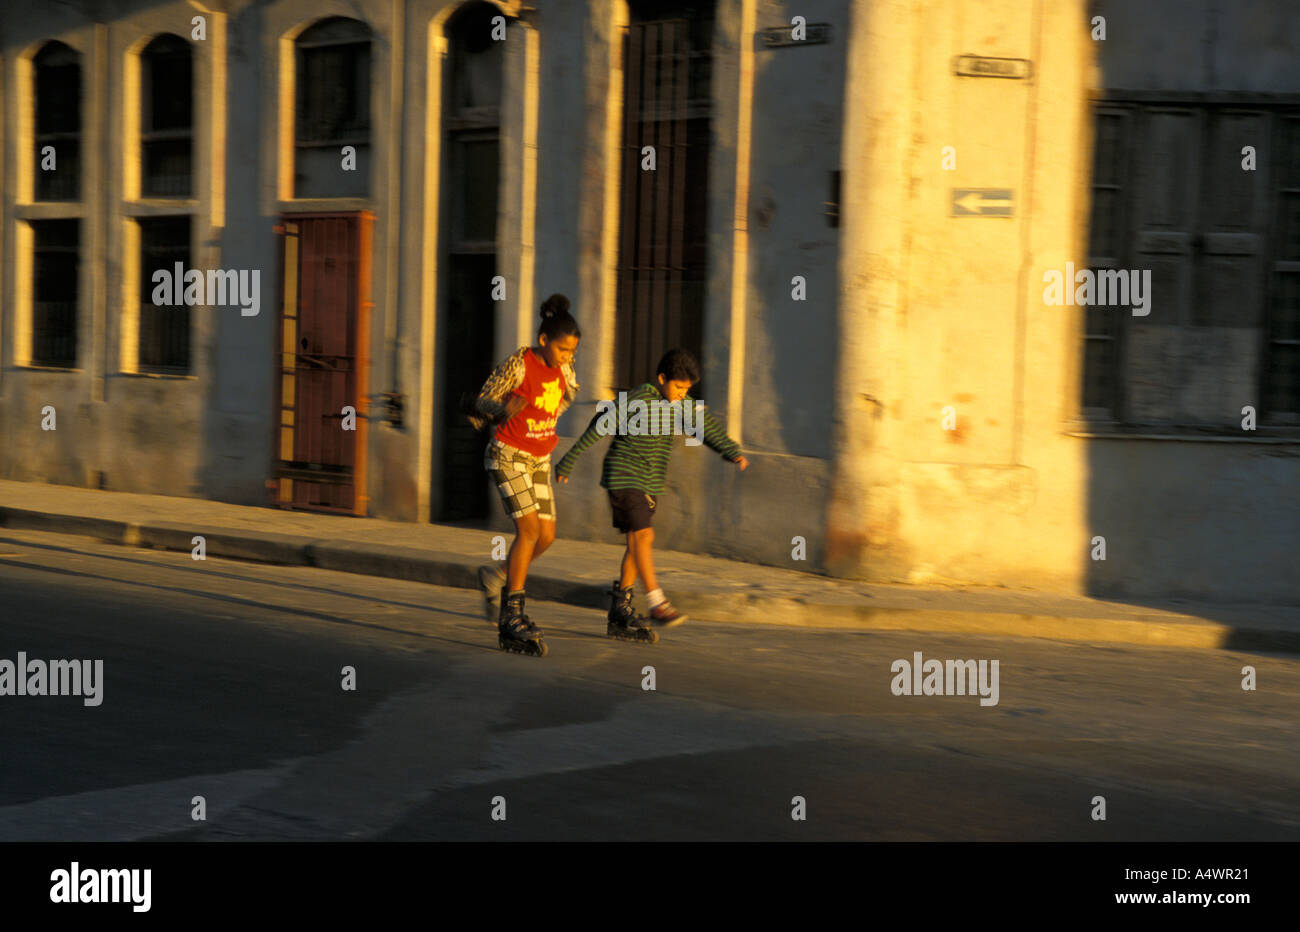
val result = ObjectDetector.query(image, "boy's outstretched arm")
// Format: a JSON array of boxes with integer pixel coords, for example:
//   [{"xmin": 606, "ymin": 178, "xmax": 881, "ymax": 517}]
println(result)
[
  {"xmin": 699, "ymin": 405, "xmax": 749, "ymax": 470},
  {"xmin": 554, "ymin": 406, "xmax": 608, "ymax": 484}
]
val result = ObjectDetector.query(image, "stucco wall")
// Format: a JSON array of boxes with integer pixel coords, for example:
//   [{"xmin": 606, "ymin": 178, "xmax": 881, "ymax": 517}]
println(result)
[
  {"xmin": 5, "ymin": 0, "xmax": 1294, "ymax": 601},
  {"xmin": 829, "ymin": 0, "xmax": 1094, "ymax": 590}
]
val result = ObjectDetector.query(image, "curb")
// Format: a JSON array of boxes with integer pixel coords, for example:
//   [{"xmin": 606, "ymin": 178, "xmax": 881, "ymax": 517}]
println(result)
[
  {"xmin": 0, "ymin": 506, "xmax": 615, "ymax": 611},
  {"xmin": 679, "ymin": 591, "xmax": 1300, "ymax": 652},
  {"xmin": 2, "ymin": 505, "xmax": 1296, "ymax": 654}
]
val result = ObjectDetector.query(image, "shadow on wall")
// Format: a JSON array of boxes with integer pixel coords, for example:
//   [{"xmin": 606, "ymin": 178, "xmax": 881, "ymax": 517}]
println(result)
[{"xmin": 1082, "ymin": 0, "xmax": 1300, "ymax": 609}]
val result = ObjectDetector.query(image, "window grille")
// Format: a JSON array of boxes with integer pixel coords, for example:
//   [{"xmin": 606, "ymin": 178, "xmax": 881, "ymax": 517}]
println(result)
[
  {"xmin": 32, "ymin": 219, "xmax": 79, "ymax": 367},
  {"xmin": 294, "ymin": 18, "xmax": 371, "ymax": 198},
  {"xmin": 614, "ymin": 1, "xmax": 714, "ymax": 396},
  {"xmin": 141, "ymin": 35, "xmax": 193, "ymax": 198},
  {"xmin": 138, "ymin": 216, "xmax": 192, "ymax": 373},
  {"xmin": 34, "ymin": 42, "xmax": 80, "ymax": 202}
]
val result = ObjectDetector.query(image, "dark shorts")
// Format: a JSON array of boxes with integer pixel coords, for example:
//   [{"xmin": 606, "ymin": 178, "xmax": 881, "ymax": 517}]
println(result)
[{"xmin": 609, "ymin": 488, "xmax": 657, "ymax": 533}]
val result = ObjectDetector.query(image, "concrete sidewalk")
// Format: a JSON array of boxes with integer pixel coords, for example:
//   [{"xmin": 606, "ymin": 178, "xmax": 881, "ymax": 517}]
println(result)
[{"xmin": 1, "ymin": 479, "xmax": 1296, "ymax": 653}]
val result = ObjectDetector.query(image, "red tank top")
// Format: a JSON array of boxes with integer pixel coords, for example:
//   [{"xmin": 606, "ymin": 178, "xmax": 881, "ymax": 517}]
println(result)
[{"xmin": 494, "ymin": 349, "xmax": 569, "ymax": 457}]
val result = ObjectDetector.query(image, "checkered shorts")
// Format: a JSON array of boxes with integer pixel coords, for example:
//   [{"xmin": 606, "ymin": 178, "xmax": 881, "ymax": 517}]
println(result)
[{"xmin": 485, "ymin": 438, "xmax": 555, "ymax": 521}]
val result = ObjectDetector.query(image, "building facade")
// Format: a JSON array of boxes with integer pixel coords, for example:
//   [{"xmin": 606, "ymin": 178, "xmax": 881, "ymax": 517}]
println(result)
[{"xmin": 1, "ymin": 0, "xmax": 1296, "ymax": 602}]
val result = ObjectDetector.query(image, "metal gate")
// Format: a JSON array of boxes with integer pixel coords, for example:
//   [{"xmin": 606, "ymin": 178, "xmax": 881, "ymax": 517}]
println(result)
[
  {"xmin": 271, "ymin": 212, "xmax": 374, "ymax": 515},
  {"xmin": 615, "ymin": 6, "xmax": 712, "ymax": 391}
]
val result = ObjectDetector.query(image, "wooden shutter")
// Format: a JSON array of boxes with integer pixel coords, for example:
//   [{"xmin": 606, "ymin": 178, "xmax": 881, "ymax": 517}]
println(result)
[
  {"xmin": 1126, "ymin": 108, "xmax": 1201, "ymax": 424},
  {"xmin": 1182, "ymin": 110, "xmax": 1268, "ymax": 425}
]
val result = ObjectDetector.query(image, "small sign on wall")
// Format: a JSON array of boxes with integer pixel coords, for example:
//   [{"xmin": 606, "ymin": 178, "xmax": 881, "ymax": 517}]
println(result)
[
  {"xmin": 954, "ymin": 55, "xmax": 1032, "ymax": 79},
  {"xmin": 951, "ymin": 188, "xmax": 1014, "ymax": 217},
  {"xmin": 756, "ymin": 23, "xmax": 832, "ymax": 49}
]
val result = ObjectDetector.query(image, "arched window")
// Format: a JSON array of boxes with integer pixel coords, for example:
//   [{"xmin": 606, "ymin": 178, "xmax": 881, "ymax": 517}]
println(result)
[
  {"xmin": 449, "ymin": 2, "xmax": 503, "ymax": 117},
  {"xmin": 140, "ymin": 35, "xmax": 194, "ymax": 197},
  {"xmin": 295, "ymin": 17, "xmax": 371, "ymax": 197},
  {"xmin": 446, "ymin": 2, "xmax": 504, "ymax": 246},
  {"xmin": 34, "ymin": 41, "xmax": 81, "ymax": 201}
]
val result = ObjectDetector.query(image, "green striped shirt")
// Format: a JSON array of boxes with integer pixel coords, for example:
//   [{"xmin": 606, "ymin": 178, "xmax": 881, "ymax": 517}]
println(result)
[{"xmin": 555, "ymin": 383, "xmax": 743, "ymax": 494}]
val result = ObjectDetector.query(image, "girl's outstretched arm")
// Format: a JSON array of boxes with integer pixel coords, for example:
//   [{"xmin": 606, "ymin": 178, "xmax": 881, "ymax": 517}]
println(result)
[
  {"xmin": 557, "ymin": 358, "xmax": 581, "ymax": 418},
  {"xmin": 475, "ymin": 348, "xmax": 527, "ymax": 422}
]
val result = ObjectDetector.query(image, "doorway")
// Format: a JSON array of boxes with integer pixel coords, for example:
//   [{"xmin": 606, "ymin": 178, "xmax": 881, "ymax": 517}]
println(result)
[
  {"xmin": 434, "ymin": 2, "xmax": 505, "ymax": 521},
  {"xmin": 271, "ymin": 212, "xmax": 374, "ymax": 514}
]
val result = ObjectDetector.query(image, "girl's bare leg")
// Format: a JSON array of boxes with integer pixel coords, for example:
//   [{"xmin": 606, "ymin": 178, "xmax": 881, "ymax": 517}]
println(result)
[{"xmin": 506, "ymin": 511, "xmax": 541, "ymax": 591}]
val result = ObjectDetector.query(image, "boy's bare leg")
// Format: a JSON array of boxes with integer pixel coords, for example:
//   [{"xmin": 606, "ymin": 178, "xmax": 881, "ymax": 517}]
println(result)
[
  {"xmin": 630, "ymin": 527, "xmax": 658, "ymax": 592},
  {"xmin": 619, "ymin": 534, "xmax": 638, "ymax": 589},
  {"xmin": 632, "ymin": 526, "xmax": 685, "ymax": 624},
  {"xmin": 507, "ymin": 511, "xmax": 541, "ymax": 591}
]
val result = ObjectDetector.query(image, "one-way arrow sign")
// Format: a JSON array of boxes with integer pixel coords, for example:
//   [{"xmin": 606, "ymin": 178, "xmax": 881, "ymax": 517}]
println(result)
[{"xmin": 951, "ymin": 188, "xmax": 1014, "ymax": 217}]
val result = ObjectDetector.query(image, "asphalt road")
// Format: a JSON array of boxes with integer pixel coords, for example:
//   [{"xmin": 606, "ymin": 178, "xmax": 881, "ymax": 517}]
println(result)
[{"xmin": 1, "ymin": 526, "xmax": 1297, "ymax": 841}]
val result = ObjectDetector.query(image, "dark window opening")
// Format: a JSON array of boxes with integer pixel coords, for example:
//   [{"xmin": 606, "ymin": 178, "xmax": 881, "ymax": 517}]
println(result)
[
  {"xmin": 139, "ymin": 216, "xmax": 192, "ymax": 373},
  {"xmin": 295, "ymin": 17, "xmax": 372, "ymax": 198},
  {"xmin": 32, "ymin": 219, "xmax": 79, "ymax": 367},
  {"xmin": 1265, "ymin": 116, "xmax": 1300, "ymax": 419},
  {"xmin": 141, "ymin": 35, "xmax": 194, "ymax": 197},
  {"xmin": 448, "ymin": 0, "xmax": 503, "ymax": 118},
  {"xmin": 1082, "ymin": 109, "xmax": 1129, "ymax": 417},
  {"xmin": 34, "ymin": 42, "xmax": 81, "ymax": 202},
  {"xmin": 826, "ymin": 169, "xmax": 841, "ymax": 228}
]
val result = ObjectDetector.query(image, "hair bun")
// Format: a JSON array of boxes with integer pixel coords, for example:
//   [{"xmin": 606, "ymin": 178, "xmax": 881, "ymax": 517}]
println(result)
[{"xmin": 540, "ymin": 293, "xmax": 570, "ymax": 320}]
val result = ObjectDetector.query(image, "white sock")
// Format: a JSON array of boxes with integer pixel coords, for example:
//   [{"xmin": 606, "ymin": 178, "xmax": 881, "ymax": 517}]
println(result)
[{"xmin": 646, "ymin": 588, "xmax": 666, "ymax": 608}]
